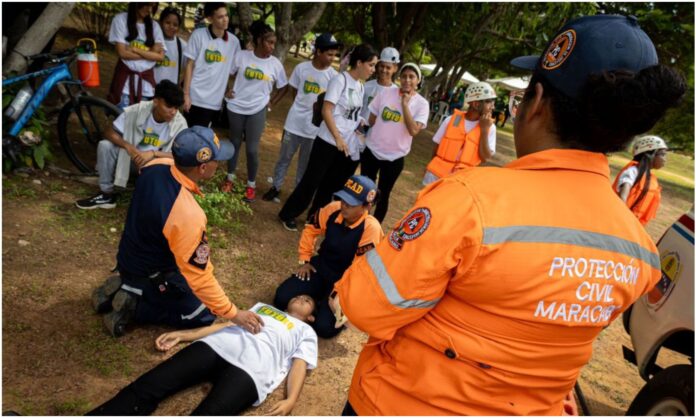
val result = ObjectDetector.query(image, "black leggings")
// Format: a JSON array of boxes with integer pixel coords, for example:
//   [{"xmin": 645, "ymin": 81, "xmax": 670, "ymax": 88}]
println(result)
[
  {"xmin": 359, "ymin": 147, "xmax": 405, "ymax": 223},
  {"xmin": 279, "ymin": 138, "xmax": 359, "ymax": 222},
  {"xmin": 184, "ymin": 105, "xmax": 219, "ymax": 128},
  {"xmin": 87, "ymin": 342, "xmax": 258, "ymax": 416}
]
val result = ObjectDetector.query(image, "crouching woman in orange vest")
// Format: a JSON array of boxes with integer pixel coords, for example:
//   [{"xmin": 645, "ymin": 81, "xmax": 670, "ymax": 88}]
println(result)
[
  {"xmin": 422, "ymin": 81, "xmax": 497, "ymax": 186},
  {"xmin": 331, "ymin": 15, "xmax": 686, "ymax": 416},
  {"xmin": 613, "ymin": 135, "xmax": 668, "ymax": 226}
]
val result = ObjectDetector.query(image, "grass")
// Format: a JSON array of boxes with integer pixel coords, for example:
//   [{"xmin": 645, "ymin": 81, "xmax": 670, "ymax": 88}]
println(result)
[
  {"xmin": 52, "ymin": 398, "xmax": 92, "ymax": 415},
  {"xmin": 64, "ymin": 317, "xmax": 133, "ymax": 377}
]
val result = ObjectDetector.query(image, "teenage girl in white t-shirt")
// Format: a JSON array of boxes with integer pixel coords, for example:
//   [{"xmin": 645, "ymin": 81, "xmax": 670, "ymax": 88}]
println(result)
[
  {"xmin": 154, "ymin": 7, "xmax": 187, "ymax": 86},
  {"xmin": 107, "ymin": 3, "xmax": 165, "ymax": 108},
  {"xmin": 221, "ymin": 21, "xmax": 289, "ymax": 202},
  {"xmin": 360, "ymin": 47, "xmax": 400, "ymax": 120},
  {"xmin": 88, "ymin": 296, "xmax": 318, "ymax": 416},
  {"xmin": 278, "ymin": 44, "xmax": 379, "ymax": 231}
]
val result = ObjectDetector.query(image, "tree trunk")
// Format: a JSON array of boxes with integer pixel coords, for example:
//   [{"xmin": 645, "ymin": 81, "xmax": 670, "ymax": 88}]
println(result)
[
  {"xmin": 371, "ymin": 3, "xmax": 388, "ymax": 50},
  {"xmin": 237, "ymin": 2, "xmax": 254, "ymax": 49},
  {"xmin": 422, "ymin": 62, "xmax": 452, "ymax": 98},
  {"xmin": 273, "ymin": 3, "xmax": 326, "ymax": 64},
  {"xmin": 294, "ymin": 40, "xmax": 301, "ymax": 58},
  {"xmin": 3, "ymin": 2, "xmax": 75, "ymax": 75}
]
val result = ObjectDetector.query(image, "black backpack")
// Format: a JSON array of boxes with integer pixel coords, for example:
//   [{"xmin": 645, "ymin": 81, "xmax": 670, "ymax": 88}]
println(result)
[{"xmin": 312, "ymin": 73, "xmax": 347, "ymax": 127}]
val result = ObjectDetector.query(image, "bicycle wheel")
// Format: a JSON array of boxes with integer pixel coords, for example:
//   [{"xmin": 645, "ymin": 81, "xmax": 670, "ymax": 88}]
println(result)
[{"xmin": 58, "ymin": 95, "xmax": 122, "ymax": 174}]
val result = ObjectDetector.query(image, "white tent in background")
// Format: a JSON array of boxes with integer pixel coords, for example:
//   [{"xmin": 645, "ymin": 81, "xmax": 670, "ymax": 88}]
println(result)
[
  {"xmin": 420, "ymin": 64, "xmax": 479, "ymax": 84},
  {"xmin": 486, "ymin": 77, "xmax": 529, "ymax": 91}
]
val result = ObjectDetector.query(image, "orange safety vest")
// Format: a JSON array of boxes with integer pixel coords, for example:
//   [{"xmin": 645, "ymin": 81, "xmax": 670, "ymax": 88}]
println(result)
[
  {"xmin": 335, "ymin": 149, "xmax": 661, "ymax": 416},
  {"xmin": 613, "ymin": 161, "xmax": 662, "ymax": 226},
  {"xmin": 426, "ymin": 109, "xmax": 483, "ymax": 178}
]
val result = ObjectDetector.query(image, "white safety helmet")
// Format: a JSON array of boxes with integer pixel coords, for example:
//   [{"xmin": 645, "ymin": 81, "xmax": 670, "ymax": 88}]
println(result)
[
  {"xmin": 633, "ymin": 135, "xmax": 668, "ymax": 156},
  {"xmin": 464, "ymin": 82, "xmax": 497, "ymax": 103},
  {"xmin": 380, "ymin": 47, "xmax": 400, "ymax": 64}
]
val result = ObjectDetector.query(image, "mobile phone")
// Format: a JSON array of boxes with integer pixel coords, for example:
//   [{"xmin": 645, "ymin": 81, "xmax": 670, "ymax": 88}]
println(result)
[{"xmin": 356, "ymin": 124, "xmax": 370, "ymax": 135}]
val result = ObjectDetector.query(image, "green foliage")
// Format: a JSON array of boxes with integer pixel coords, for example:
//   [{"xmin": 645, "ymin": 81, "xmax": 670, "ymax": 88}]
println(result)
[
  {"xmin": 195, "ymin": 172, "xmax": 252, "ymax": 232},
  {"xmin": 72, "ymin": 2, "xmax": 128, "ymax": 41}
]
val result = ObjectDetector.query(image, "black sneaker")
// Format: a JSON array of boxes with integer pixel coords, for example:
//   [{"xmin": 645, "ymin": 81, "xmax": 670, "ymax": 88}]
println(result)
[
  {"xmin": 75, "ymin": 193, "xmax": 116, "ymax": 210},
  {"xmin": 91, "ymin": 275, "xmax": 122, "ymax": 314},
  {"xmin": 262, "ymin": 187, "xmax": 280, "ymax": 202},
  {"xmin": 280, "ymin": 217, "xmax": 298, "ymax": 232},
  {"xmin": 103, "ymin": 290, "xmax": 137, "ymax": 337}
]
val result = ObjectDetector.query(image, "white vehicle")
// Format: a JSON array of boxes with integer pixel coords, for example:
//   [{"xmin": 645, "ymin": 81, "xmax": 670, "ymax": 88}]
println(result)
[{"xmin": 622, "ymin": 208, "xmax": 694, "ymax": 415}]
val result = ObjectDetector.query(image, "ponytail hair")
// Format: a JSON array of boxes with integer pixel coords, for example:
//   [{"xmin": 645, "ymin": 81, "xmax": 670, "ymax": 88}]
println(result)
[
  {"xmin": 629, "ymin": 150, "xmax": 656, "ymax": 211},
  {"xmin": 347, "ymin": 44, "xmax": 377, "ymax": 68},
  {"xmin": 249, "ymin": 20, "xmax": 274, "ymax": 46},
  {"xmin": 126, "ymin": 3, "xmax": 157, "ymax": 48}
]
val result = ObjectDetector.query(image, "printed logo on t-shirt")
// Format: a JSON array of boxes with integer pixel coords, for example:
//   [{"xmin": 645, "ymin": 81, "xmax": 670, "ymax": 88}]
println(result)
[
  {"xmin": 256, "ymin": 305, "xmax": 294, "ymax": 330},
  {"xmin": 156, "ymin": 54, "xmax": 176, "ymax": 68},
  {"xmin": 381, "ymin": 106, "xmax": 402, "ymax": 123},
  {"xmin": 244, "ymin": 65, "xmax": 270, "ymax": 81},
  {"xmin": 130, "ymin": 38, "xmax": 149, "ymax": 51},
  {"xmin": 204, "ymin": 48, "xmax": 225, "ymax": 63},
  {"xmin": 303, "ymin": 78, "xmax": 322, "ymax": 94},
  {"xmin": 140, "ymin": 127, "xmax": 161, "ymax": 147}
]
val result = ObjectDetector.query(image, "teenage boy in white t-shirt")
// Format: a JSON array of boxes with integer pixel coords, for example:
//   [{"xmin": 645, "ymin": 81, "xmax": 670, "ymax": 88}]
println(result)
[
  {"xmin": 182, "ymin": 3, "xmax": 241, "ymax": 128},
  {"xmin": 75, "ymin": 81, "xmax": 188, "ymax": 210},
  {"xmin": 360, "ymin": 47, "xmax": 400, "ymax": 120},
  {"xmin": 262, "ymin": 33, "xmax": 342, "ymax": 203},
  {"xmin": 88, "ymin": 296, "xmax": 318, "ymax": 416}
]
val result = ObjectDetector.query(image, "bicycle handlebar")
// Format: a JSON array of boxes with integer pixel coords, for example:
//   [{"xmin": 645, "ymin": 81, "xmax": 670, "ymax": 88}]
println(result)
[{"xmin": 27, "ymin": 47, "xmax": 77, "ymax": 63}]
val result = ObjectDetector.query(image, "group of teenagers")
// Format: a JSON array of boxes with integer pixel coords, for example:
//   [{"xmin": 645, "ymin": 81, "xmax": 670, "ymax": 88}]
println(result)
[{"xmin": 63, "ymin": 3, "xmax": 683, "ymax": 416}]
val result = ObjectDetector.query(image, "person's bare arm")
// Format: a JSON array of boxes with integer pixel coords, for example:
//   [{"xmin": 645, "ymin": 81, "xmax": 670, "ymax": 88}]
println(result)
[
  {"xmin": 105, "ymin": 126, "xmax": 154, "ymax": 168},
  {"xmin": 183, "ymin": 58, "xmax": 195, "ymax": 112},
  {"xmin": 131, "ymin": 42, "xmax": 165, "ymax": 62},
  {"xmin": 478, "ymin": 111, "xmax": 495, "ymax": 163},
  {"xmin": 368, "ymin": 113, "xmax": 377, "ymax": 126},
  {"xmin": 114, "ymin": 43, "xmax": 143, "ymax": 60},
  {"xmin": 269, "ymin": 358, "xmax": 308, "ymax": 415},
  {"xmin": 322, "ymin": 101, "xmax": 348, "ymax": 156},
  {"xmin": 155, "ymin": 322, "xmax": 233, "ymax": 351},
  {"xmin": 401, "ymin": 92, "xmax": 424, "ymax": 137},
  {"xmin": 269, "ymin": 85, "xmax": 290, "ymax": 108},
  {"xmin": 618, "ymin": 183, "xmax": 631, "ymax": 203}
]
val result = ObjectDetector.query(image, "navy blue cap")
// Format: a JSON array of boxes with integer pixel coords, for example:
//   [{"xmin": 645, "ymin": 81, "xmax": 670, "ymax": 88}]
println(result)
[
  {"xmin": 511, "ymin": 15, "xmax": 658, "ymax": 99},
  {"xmin": 172, "ymin": 126, "xmax": 235, "ymax": 167},
  {"xmin": 333, "ymin": 175, "xmax": 377, "ymax": 206},
  {"xmin": 315, "ymin": 33, "xmax": 342, "ymax": 50}
]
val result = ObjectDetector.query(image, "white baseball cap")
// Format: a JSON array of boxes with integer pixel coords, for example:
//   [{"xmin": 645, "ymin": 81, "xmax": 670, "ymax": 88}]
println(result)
[{"xmin": 380, "ymin": 47, "xmax": 400, "ymax": 64}]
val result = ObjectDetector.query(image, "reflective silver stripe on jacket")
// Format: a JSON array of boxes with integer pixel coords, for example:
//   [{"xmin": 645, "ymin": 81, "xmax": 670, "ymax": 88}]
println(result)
[
  {"xmin": 181, "ymin": 303, "xmax": 207, "ymax": 320},
  {"xmin": 482, "ymin": 226, "xmax": 660, "ymax": 270},
  {"xmin": 366, "ymin": 250, "xmax": 440, "ymax": 309}
]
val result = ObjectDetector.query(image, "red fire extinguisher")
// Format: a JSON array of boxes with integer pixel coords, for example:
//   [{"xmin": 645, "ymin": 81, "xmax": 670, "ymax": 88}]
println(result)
[{"xmin": 77, "ymin": 38, "xmax": 100, "ymax": 88}]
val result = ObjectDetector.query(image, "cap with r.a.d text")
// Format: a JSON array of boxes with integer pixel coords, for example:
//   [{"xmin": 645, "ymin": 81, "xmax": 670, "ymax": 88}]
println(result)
[{"xmin": 333, "ymin": 175, "xmax": 378, "ymax": 206}]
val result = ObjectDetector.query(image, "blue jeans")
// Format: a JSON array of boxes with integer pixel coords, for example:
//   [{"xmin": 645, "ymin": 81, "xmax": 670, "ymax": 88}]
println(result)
[
  {"xmin": 118, "ymin": 94, "xmax": 153, "ymax": 110},
  {"xmin": 272, "ymin": 130, "xmax": 314, "ymax": 190}
]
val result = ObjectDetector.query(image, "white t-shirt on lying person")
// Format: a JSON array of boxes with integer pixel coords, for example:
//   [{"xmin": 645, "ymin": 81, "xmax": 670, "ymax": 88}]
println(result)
[
  {"xmin": 199, "ymin": 302, "xmax": 318, "ymax": 406},
  {"xmin": 366, "ymin": 87, "xmax": 429, "ymax": 161},
  {"xmin": 112, "ymin": 111, "xmax": 171, "ymax": 152},
  {"xmin": 316, "ymin": 72, "xmax": 364, "ymax": 147},
  {"xmin": 109, "ymin": 12, "xmax": 166, "ymax": 97},
  {"xmin": 184, "ymin": 26, "xmax": 241, "ymax": 111},
  {"xmin": 284, "ymin": 61, "xmax": 338, "ymax": 139},
  {"xmin": 154, "ymin": 37, "xmax": 187, "ymax": 85},
  {"xmin": 226, "ymin": 50, "xmax": 288, "ymax": 115}
]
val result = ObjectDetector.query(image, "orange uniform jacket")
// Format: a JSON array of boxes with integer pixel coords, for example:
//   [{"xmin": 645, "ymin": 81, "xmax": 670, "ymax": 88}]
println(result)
[
  {"xmin": 298, "ymin": 201, "xmax": 384, "ymax": 263},
  {"xmin": 335, "ymin": 149, "xmax": 661, "ymax": 415},
  {"xmin": 613, "ymin": 161, "xmax": 662, "ymax": 226},
  {"xmin": 117, "ymin": 159, "xmax": 237, "ymax": 320},
  {"xmin": 426, "ymin": 109, "xmax": 483, "ymax": 178}
]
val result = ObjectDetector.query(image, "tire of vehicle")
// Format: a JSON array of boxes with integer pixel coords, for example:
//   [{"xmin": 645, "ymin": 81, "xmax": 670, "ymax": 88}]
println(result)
[
  {"xmin": 626, "ymin": 364, "xmax": 694, "ymax": 416},
  {"xmin": 58, "ymin": 95, "xmax": 122, "ymax": 173}
]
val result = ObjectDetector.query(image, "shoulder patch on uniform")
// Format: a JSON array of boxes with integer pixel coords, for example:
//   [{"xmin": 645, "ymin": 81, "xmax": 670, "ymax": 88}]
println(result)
[
  {"xmin": 356, "ymin": 243, "xmax": 375, "ymax": 256},
  {"xmin": 388, "ymin": 207, "xmax": 431, "ymax": 251},
  {"xmin": 188, "ymin": 231, "xmax": 210, "ymax": 270}
]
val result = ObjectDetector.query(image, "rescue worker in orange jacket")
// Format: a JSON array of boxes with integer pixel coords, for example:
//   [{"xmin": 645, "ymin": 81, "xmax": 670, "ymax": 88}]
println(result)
[
  {"xmin": 422, "ymin": 81, "xmax": 497, "ymax": 186},
  {"xmin": 274, "ymin": 175, "xmax": 383, "ymax": 338},
  {"xmin": 331, "ymin": 15, "xmax": 686, "ymax": 416},
  {"xmin": 613, "ymin": 135, "xmax": 668, "ymax": 226},
  {"xmin": 92, "ymin": 126, "xmax": 264, "ymax": 337}
]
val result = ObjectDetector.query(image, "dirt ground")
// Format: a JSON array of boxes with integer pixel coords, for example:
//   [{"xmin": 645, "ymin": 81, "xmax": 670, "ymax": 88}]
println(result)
[{"xmin": 2, "ymin": 28, "xmax": 693, "ymax": 416}]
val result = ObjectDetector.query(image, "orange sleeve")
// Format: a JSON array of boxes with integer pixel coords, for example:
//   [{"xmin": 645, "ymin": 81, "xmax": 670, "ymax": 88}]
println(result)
[
  {"xmin": 353, "ymin": 215, "xmax": 384, "ymax": 260},
  {"xmin": 334, "ymin": 178, "xmax": 481, "ymax": 340},
  {"xmin": 298, "ymin": 201, "xmax": 341, "ymax": 262},
  {"xmin": 163, "ymin": 190, "xmax": 237, "ymax": 319}
]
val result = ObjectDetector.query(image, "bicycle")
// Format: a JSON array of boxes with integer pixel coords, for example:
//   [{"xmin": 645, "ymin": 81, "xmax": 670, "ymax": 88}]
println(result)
[{"xmin": 2, "ymin": 41, "xmax": 122, "ymax": 173}]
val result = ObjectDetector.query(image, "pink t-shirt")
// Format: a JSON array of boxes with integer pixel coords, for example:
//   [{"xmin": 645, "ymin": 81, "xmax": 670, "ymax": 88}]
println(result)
[{"xmin": 365, "ymin": 88, "xmax": 429, "ymax": 161}]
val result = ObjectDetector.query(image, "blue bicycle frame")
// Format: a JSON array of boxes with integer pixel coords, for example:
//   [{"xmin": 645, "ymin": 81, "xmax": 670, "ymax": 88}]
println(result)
[{"xmin": 2, "ymin": 62, "xmax": 79, "ymax": 137}]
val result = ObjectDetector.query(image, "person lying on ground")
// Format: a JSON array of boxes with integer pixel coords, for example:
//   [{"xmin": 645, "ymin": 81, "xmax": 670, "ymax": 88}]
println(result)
[
  {"xmin": 274, "ymin": 175, "xmax": 383, "ymax": 338},
  {"xmin": 75, "ymin": 80, "xmax": 187, "ymax": 210},
  {"xmin": 91, "ymin": 126, "xmax": 263, "ymax": 338},
  {"xmin": 87, "ymin": 295, "xmax": 318, "ymax": 416}
]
